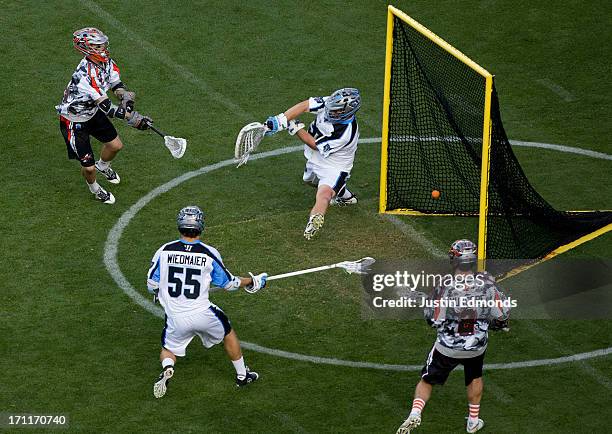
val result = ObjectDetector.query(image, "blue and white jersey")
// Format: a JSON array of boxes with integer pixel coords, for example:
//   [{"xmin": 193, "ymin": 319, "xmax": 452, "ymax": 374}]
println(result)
[
  {"xmin": 147, "ymin": 239, "xmax": 235, "ymax": 317},
  {"xmin": 304, "ymin": 96, "xmax": 360, "ymax": 172}
]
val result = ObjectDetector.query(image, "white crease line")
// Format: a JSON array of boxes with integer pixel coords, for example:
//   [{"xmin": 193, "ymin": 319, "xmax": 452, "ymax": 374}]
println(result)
[
  {"xmin": 382, "ymin": 215, "xmax": 446, "ymax": 258},
  {"xmin": 510, "ymin": 140, "xmax": 612, "ymax": 160},
  {"xmin": 104, "ymin": 136, "xmax": 612, "ymax": 371},
  {"xmin": 525, "ymin": 320, "xmax": 611, "ymax": 389}
]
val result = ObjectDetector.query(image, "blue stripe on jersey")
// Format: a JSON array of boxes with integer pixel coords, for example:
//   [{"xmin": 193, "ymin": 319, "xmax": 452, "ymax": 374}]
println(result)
[
  {"xmin": 209, "ymin": 305, "xmax": 232, "ymax": 336},
  {"xmin": 196, "ymin": 242, "xmax": 233, "ymax": 286},
  {"xmin": 161, "ymin": 315, "xmax": 168, "ymax": 347},
  {"xmin": 148, "ymin": 258, "xmax": 161, "ymax": 282}
]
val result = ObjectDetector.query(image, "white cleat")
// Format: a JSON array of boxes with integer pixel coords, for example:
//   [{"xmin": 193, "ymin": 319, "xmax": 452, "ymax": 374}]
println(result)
[
  {"xmin": 330, "ymin": 194, "xmax": 358, "ymax": 206},
  {"xmin": 94, "ymin": 187, "xmax": 115, "ymax": 204},
  {"xmin": 397, "ymin": 413, "xmax": 421, "ymax": 434},
  {"xmin": 153, "ymin": 366, "xmax": 174, "ymax": 398},
  {"xmin": 303, "ymin": 213, "xmax": 324, "ymax": 240},
  {"xmin": 466, "ymin": 418, "xmax": 484, "ymax": 433}
]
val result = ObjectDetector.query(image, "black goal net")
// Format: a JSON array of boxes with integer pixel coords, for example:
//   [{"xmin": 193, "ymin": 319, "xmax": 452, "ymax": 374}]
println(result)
[{"xmin": 382, "ymin": 14, "xmax": 612, "ymax": 275}]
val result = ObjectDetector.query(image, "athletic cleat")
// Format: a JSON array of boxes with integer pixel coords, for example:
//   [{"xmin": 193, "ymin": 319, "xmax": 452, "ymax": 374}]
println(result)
[
  {"xmin": 94, "ymin": 187, "xmax": 115, "ymax": 204},
  {"xmin": 330, "ymin": 193, "xmax": 358, "ymax": 206},
  {"xmin": 235, "ymin": 367, "xmax": 259, "ymax": 388},
  {"xmin": 396, "ymin": 413, "xmax": 421, "ymax": 434},
  {"xmin": 153, "ymin": 366, "xmax": 174, "ymax": 398},
  {"xmin": 303, "ymin": 213, "xmax": 324, "ymax": 240},
  {"xmin": 95, "ymin": 162, "xmax": 121, "ymax": 184},
  {"xmin": 466, "ymin": 418, "xmax": 484, "ymax": 433}
]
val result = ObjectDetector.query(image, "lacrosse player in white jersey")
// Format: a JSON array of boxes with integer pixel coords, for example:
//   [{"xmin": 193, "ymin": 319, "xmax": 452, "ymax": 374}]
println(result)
[
  {"xmin": 147, "ymin": 206, "xmax": 268, "ymax": 398},
  {"xmin": 265, "ymin": 88, "xmax": 361, "ymax": 239},
  {"xmin": 56, "ymin": 28, "xmax": 153, "ymax": 204}
]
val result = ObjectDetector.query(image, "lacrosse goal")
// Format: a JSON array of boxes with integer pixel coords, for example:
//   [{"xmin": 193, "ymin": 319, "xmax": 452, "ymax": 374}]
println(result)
[{"xmin": 379, "ymin": 5, "xmax": 612, "ymax": 276}]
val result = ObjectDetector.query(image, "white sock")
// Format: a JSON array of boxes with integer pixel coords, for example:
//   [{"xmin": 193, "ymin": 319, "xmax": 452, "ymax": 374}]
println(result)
[
  {"xmin": 232, "ymin": 357, "xmax": 247, "ymax": 378},
  {"xmin": 161, "ymin": 358, "xmax": 174, "ymax": 369},
  {"xmin": 87, "ymin": 181, "xmax": 101, "ymax": 194},
  {"xmin": 340, "ymin": 188, "xmax": 353, "ymax": 199},
  {"xmin": 96, "ymin": 159, "xmax": 110, "ymax": 170}
]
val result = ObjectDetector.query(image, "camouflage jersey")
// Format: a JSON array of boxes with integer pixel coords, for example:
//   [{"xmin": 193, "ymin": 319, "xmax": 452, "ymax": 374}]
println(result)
[
  {"xmin": 56, "ymin": 57, "xmax": 122, "ymax": 122},
  {"xmin": 425, "ymin": 272, "xmax": 510, "ymax": 358}
]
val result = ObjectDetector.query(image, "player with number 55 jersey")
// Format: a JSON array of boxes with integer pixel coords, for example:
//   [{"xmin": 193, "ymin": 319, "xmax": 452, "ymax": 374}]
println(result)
[{"xmin": 147, "ymin": 205, "xmax": 268, "ymax": 398}]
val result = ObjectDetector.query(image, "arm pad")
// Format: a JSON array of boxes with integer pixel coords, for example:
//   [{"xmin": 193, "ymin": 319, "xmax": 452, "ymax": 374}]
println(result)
[
  {"xmin": 147, "ymin": 278, "xmax": 159, "ymax": 294},
  {"xmin": 224, "ymin": 276, "xmax": 242, "ymax": 291},
  {"xmin": 98, "ymin": 98, "xmax": 126, "ymax": 119}
]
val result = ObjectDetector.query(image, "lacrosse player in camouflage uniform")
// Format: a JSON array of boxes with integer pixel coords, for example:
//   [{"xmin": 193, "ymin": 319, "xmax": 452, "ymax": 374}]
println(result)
[
  {"xmin": 56, "ymin": 28, "xmax": 152, "ymax": 204},
  {"xmin": 265, "ymin": 88, "xmax": 361, "ymax": 239},
  {"xmin": 397, "ymin": 240, "xmax": 511, "ymax": 434}
]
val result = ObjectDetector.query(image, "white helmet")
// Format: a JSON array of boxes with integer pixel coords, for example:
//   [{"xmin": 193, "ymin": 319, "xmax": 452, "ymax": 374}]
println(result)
[
  {"xmin": 176, "ymin": 206, "xmax": 205, "ymax": 233},
  {"xmin": 73, "ymin": 27, "xmax": 109, "ymax": 63},
  {"xmin": 324, "ymin": 88, "xmax": 361, "ymax": 122}
]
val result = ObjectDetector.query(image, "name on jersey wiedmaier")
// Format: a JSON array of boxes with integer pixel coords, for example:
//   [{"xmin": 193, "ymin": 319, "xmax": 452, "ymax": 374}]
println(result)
[{"xmin": 167, "ymin": 253, "xmax": 207, "ymax": 267}]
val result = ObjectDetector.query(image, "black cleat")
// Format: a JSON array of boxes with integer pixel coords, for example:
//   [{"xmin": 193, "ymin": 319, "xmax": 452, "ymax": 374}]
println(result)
[{"xmin": 235, "ymin": 367, "xmax": 259, "ymax": 388}]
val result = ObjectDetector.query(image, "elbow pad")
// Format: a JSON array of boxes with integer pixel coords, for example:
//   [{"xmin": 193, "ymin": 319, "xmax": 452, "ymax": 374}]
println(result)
[
  {"xmin": 224, "ymin": 276, "xmax": 241, "ymax": 291},
  {"xmin": 98, "ymin": 98, "xmax": 126, "ymax": 119},
  {"xmin": 147, "ymin": 279, "xmax": 159, "ymax": 294}
]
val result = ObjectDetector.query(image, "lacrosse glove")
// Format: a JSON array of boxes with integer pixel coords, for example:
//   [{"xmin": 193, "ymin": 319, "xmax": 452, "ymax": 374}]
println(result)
[
  {"xmin": 120, "ymin": 90, "xmax": 136, "ymax": 114},
  {"xmin": 490, "ymin": 317, "xmax": 510, "ymax": 332},
  {"xmin": 127, "ymin": 111, "xmax": 152, "ymax": 130},
  {"xmin": 265, "ymin": 113, "xmax": 288, "ymax": 135},
  {"xmin": 245, "ymin": 272, "xmax": 268, "ymax": 294}
]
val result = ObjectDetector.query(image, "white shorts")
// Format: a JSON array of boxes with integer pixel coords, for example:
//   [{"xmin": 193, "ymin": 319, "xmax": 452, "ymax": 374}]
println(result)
[
  {"xmin": 303, "ymin": 160, "xmax": 350, "ymax": 194},
  {"xmin": 161, "ymin": 304, "xmax": 231, "ymax": 357}
]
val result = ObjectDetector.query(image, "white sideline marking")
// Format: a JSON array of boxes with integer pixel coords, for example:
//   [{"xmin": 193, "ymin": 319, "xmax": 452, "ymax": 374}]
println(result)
[
  {"xmin": 536, "ymin": 78, "xmax": 577, "ymax": 102},
  {"xmin": 81, "ymin": 0, "xmax": 255, "ymax": 120},
  {"xmin": 104, "ymin": 136, "xmax": 612, "ymax": 371}
]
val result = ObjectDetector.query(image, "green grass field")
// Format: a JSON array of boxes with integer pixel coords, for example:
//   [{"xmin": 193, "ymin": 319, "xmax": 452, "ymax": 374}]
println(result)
[{"xmin": 2, "ymin": 1, "xmax": 611, "ymax": 432}]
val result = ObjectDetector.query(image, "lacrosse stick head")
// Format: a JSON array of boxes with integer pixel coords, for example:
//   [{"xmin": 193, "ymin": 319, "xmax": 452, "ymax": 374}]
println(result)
[
  {"xmin": 164, "ymin": 136, "xmax": 187, "ymax": 159},
  {"xmin": 235, "ymin": 122, "xmax": 267, "ymax": 167},
  {"xmin": 337, "ymin": 257, "xmax": 376, "ymax": 275}
]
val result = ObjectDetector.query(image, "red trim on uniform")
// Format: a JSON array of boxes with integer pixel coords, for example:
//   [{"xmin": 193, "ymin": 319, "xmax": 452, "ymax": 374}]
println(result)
[
  {"xmin": 112, "ymin": 61, "xmax": 120, "ymax": 75},
  {"xmin": 88, "ymin": 63, "xmax": 102, "ymax": 95},
  {"xmin": 60, "ymin": 115, "xmax": 72, "ymax": 142}
]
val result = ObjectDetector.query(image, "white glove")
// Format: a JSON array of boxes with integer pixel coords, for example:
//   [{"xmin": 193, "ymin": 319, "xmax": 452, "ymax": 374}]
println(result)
[
  {"xmin": 245, "ymin": 272, "xmax": 268, "ymax": 294},
  {"xmin": 287, "ymin": 119, "xmax": 305, "ymax": 136},
  {"xmin": 265, "ymin": 113, "xmax": 288, "ymax": 135}
]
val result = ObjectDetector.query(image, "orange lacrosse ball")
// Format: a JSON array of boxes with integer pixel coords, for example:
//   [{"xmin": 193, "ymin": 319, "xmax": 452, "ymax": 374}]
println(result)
[{"xmin": 431, "ymin": 190, "xmax": 441, "ymax": 199}]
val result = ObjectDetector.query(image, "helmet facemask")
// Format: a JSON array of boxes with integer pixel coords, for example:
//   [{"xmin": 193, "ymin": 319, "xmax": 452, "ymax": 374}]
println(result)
[
  {"xmin": 449, "ymin": 239, "xmax": 478, "ymax": 273},
  {"xmin": 324, "ymin": 88, "xmax": 361, "ymax": 123},
  {"xmin": 73, "ymin": 27, "xmax": 110, "ymax": 64}
]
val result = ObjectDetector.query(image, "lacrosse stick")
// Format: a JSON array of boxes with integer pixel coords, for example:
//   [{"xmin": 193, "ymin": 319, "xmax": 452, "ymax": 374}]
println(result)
[
  {"xmin": 145, "ymin": 121, "xmax": 187, "ymax": 159},
  {"xmin": 267, "ymin": 257, "xmax": 375, "ymax": 281},
  {"xmin": 235, "ymin": 122, "xmax": 268, "ymax": 167}
]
